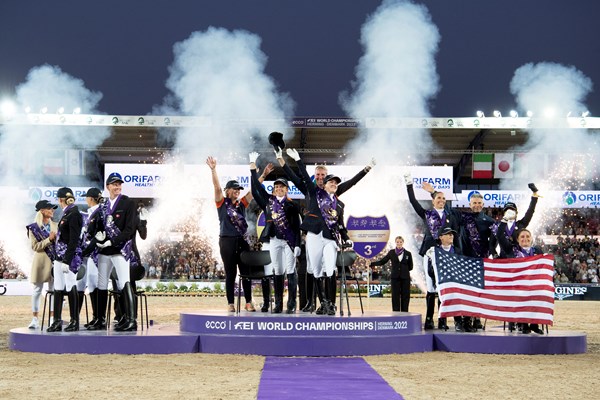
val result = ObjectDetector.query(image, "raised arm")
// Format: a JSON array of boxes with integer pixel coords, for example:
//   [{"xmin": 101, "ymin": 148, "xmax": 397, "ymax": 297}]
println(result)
[
  {"xmin": 405, "ymin": 173, "xmax": 426, "ymax": 219},
  {"xmin": 276, "ymin": 147, "xmax": 307, "ymax": 194},
  {"xmin": 206, "ymin": 156, "xmax": 223, "ymax": 203},
  {"xmin": 250, "ymin": 152, "xmax": 269, "ymax": 209},
  {"xmin": 518, "ymin": 196, "xmax": 538, "ymax": 229},
  {"xmin": 337, "ymin": 158, "xmax": 375, "ymax": 197},
  {"xmin": 286, "ymin": 148, "xmax": 314, "ymax": 193}
]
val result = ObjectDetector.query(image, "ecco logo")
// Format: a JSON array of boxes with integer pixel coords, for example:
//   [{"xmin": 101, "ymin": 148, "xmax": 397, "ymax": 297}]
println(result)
[{"xmin": 205, "ymin": 320, "xmax": 226, "ymax": 329}]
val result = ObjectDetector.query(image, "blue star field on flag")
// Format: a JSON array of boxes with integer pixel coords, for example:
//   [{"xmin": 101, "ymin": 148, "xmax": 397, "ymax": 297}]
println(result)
[{"xmin": 435, "ymin": 247, "xmax": 485, "ymax": 288}]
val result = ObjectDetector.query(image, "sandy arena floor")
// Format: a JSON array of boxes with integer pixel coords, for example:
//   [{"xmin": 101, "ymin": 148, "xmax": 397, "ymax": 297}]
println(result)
[{"xmin": 0, "ymin": 295, "xmax": 598, "ymax": 400}]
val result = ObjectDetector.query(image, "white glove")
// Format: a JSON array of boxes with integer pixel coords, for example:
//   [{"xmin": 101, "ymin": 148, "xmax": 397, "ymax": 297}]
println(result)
[
  {"xmin": 367, "ymin": 158, "xmax": 376, "ymax": 170},
  {"xmin": 294, "ymin": 247, "xmax": 301, "ymax": 257},
  {"xmin": 403, "ymin": 172, "xmax": 413, "ymax": 186},
  {"xmin": 286, "ymin": 148, "xmax": 301, "ymax": 161},
  {"xmin": 249, "ymin": 151, "xmax": 259, "ymax": 164},
  {"xmin": 61, "ymin": 263, "xmax": 69, "ymax": 274},
  {"xmin": 96, "ymin": 240, "xmax": 112, "ymax": 249},
  {"xmin": 274, "ymin": 147, "xmax": 283, "ymax": 159},
  {"xmin": 95, "ymin": 231, "xmax": 106, "ymax": 242},
  {"xmin": 503, "ymin": 209, "xmax": 517, "ymax": 221},
  {"xmin": 139, "ymin": 207, "xmax": 148, "ymax": 221}
]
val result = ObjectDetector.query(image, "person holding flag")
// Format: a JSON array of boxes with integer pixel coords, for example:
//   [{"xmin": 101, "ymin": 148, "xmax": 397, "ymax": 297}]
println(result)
[{"xmin": 496, "ymin": 222, "xmax": 545, "ymax": 334}]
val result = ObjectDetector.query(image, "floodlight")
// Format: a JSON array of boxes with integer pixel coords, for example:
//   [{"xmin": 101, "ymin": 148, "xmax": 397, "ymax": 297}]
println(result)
[{"xmin": 493, "ymin": 110, "xmax": 502, "ymax": 118}]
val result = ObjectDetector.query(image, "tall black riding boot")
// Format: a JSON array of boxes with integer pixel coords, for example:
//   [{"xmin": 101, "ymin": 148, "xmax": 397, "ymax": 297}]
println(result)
[
  {"xmin": 88, "ymin": 289, "xmax": 108, "ymax": 330},
  {"xmin": 463, "ymin": 316, "xmax": 475, "ymax": 332},
  {"xmin": 272, "ymin": 275, "xmax": 284, "ymax": 314},
  {"xmin": 286, "ymin": 273, "xmax": 297, "ymax": 314},
  {"xmin": 260, "ymin": 278, "xmax": 271, "ymax": 312},
  {"xmin": 438, "ymin": 318, "xmax": 449, "ymax": 330},
  {"xmin": 454, "ymin": 316, "xmax": 465, "ymax": 332},
  {"xmin": 85, "ymin": 289, "xmax": 98, "ymax": 328},
  {"xmin": 424, "ymin": 292, "xmax": 435, "ymax": 330},
  {"xmin": 326, "ymin": 272, "xmax": 337, "ymax": 309},
  {"xmin": 473, "ymin": 317, "xmax": 484, "ymax": 330},
  {"xmin": 65, "ymin": 287, "xmax": 80, "ymax": 331},
  {"xmin": 115, "ymin": 282, "xmax": 137, "ymax": 332},
  {"xmin": 302, "ymin": 273, "xmax": 314, "ymax": 312},
  {"xmin": 47, "ymin": 290, "xmax": 64, "ymax": 332},
  {"xmin": 315, "ymin": 277, "xmax": 329, "ymax": 315},
  {"xmin": 326, "ymin": 275, "xmax": 337, "ymax": 316}
]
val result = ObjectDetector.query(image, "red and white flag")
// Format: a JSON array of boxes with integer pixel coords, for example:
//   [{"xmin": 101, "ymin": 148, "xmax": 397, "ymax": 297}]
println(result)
[
  {"xmin": 435, "ymin": 249, "xmax": 555, "ymax": 325},
  {"xmin": 494, "ymin": 153, "xmax": 514, "ymax": 178}
]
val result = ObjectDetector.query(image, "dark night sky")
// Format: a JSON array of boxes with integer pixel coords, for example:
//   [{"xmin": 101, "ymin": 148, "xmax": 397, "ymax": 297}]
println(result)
[{"xmin": 1, "ymin": 0, "xmax": 599, "ymax": 117}]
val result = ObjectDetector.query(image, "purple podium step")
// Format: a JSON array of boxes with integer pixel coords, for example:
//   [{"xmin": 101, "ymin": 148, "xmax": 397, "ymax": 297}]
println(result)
[
  {"xmin": 433, "ymin": 325, "xmax": 587, "ymax": 354},
  {"xmin": 9, "ymin": 325, "xmax": 199, "ymax": 355},
  {"xmin": 8, "ymin": 312, "xmax": 587, "ymax": 356}
]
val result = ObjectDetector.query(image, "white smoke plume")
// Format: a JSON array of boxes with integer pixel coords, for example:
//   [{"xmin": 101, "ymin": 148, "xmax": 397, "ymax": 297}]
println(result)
[
  {"xmin": 505, "ymin": 62, "xmax": 598, "ymax": 236},
  {"xmin": 0, "ymin": 64, "xmax": 109, "ymax": 275},
  {"xmin": 141, "ymin": 28, "xmax": 295, "ymax": 257},
  {"xmin": 337, "ymin": 0, "xmax": 441, "ymax": 291}
]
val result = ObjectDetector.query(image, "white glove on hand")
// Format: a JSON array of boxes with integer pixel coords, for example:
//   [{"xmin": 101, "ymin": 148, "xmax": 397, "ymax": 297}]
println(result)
[
  {"xmin": 61, "ymin": 263, "xmax": 69, "ymax": 274},
  {"xmin": 274, "ymin": 147, "xmax": 283, "ymax": 159},
  {"xmin": 294, "ymin": 247, "xmax": 301, "ymax": 257},
  {"xmin": 139, "ymin": 207, "xmax": 148, "ymax": 221},
  {"xmin": 95, "ymin": 231, "xmax": 106, "ymax": 242},
  {"xmin": 367, "ymin": 158, "xmax": 376, "ymax": 170},
  {"xmin": 96, "ymin": 240, "xmax": 112, "ymax": 249},
  {"xmin": 286, "ymin": 148, "xmax": 301, "ymax": 161},
  {"xmin": 403, "ymin": 172, "xmax": 413, "ymax": 186},
  {"xmin": 503, "ymin": 209, "xmax": 517, "ymax": 221},
  {"xmin": 249, "ymin": 151, "xmax": 259, "ymax": 164}
]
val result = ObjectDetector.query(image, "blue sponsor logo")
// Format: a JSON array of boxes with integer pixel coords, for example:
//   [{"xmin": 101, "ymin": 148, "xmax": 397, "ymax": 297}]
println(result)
[
  {"xmin": 563, "ymin": 191, "xmax": 577, "ymax": 206},
  {"xmin": 467, "ymin": 190, "xmax": 482, "ymax": 202},
  {"xmin": 29, "ymin": 188, "xmax": 43, "ymax": 202}
]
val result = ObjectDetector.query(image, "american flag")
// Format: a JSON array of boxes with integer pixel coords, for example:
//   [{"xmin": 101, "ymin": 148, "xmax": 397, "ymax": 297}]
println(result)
[{"xmin": 434, "ymin": 248, "xmax": 555, "ymax": 325}]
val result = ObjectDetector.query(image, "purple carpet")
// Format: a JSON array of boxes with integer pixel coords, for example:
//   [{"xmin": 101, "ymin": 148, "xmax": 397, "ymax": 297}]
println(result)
[{"xmin": 257, "ymin": 357, "xmax": 403, "ymax": 400}]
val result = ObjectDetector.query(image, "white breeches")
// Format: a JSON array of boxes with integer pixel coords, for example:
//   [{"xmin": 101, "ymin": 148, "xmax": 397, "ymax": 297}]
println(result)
[
  {"xmin": 306, "ymin": 231, "xmax": 337, "ymax": 278},
  {"xmin": 97, "ymin": 254, "xmax": 130, "ymax": 290}
]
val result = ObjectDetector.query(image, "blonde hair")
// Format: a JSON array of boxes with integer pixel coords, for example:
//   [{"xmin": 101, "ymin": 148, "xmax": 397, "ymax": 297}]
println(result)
[
  {"xmin": 65, "ymin": 193, "xmax": 75, "ymax": 205},
  {"xmin": 34, "ymin": 210, "xmax": 44, "ymax": 227}
]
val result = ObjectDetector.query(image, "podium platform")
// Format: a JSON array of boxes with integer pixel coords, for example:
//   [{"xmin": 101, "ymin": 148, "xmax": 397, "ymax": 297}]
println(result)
[{"xmin": 9, "ymin": 310, "xmax": 587, "ymax": 356}]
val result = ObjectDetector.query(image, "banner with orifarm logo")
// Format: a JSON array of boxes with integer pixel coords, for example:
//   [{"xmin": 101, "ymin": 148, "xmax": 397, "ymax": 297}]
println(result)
[
  {"xmin": 28, "ymin": 186, "xmax": 91, "ymax": 205},
  {"xmin": 454, "ymin": 190, "xmax": 600, "ymax": 208},
  {"xmin": 104, "ymin": 164, "xmax": 171, "ymax": 198},
  {"xmin": 106, "ymin": 163, "xmax": 452, "ymax": 200}
]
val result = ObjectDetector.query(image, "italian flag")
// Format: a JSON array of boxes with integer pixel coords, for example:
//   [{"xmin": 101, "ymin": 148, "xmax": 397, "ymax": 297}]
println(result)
[{"xmin": 472, "ymin": 153, "xmax": 493, "ymax": 178}]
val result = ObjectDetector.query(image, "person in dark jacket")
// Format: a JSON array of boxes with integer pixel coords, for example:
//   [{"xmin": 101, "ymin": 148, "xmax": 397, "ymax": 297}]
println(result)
[
  {"xmin": 47, "ymin": 187, "xmax": 83, "ymax": 332},
  {"xmin": 91, "ymin": 172, "xmax": 138, "ymax": 331},
  {"xmin": 250, "ymin": 152, "xmax": 302, "ymax": 313},
  {"xmin": 368, "ymin": 236, "xmax": 413, "ymax": 312},
  {"xmin": 277, "ymin": 147, "xmax": 374, "ymax": 313},
  {"xmin": 283, "ymin": 148, "xmax": 353, "ymax": 316}
]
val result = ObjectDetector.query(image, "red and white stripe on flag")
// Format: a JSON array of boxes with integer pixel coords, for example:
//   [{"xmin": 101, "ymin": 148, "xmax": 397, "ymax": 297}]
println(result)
[{"xmin": 438, "ymin": 254, "xmax": 555, "ymax": 325}]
